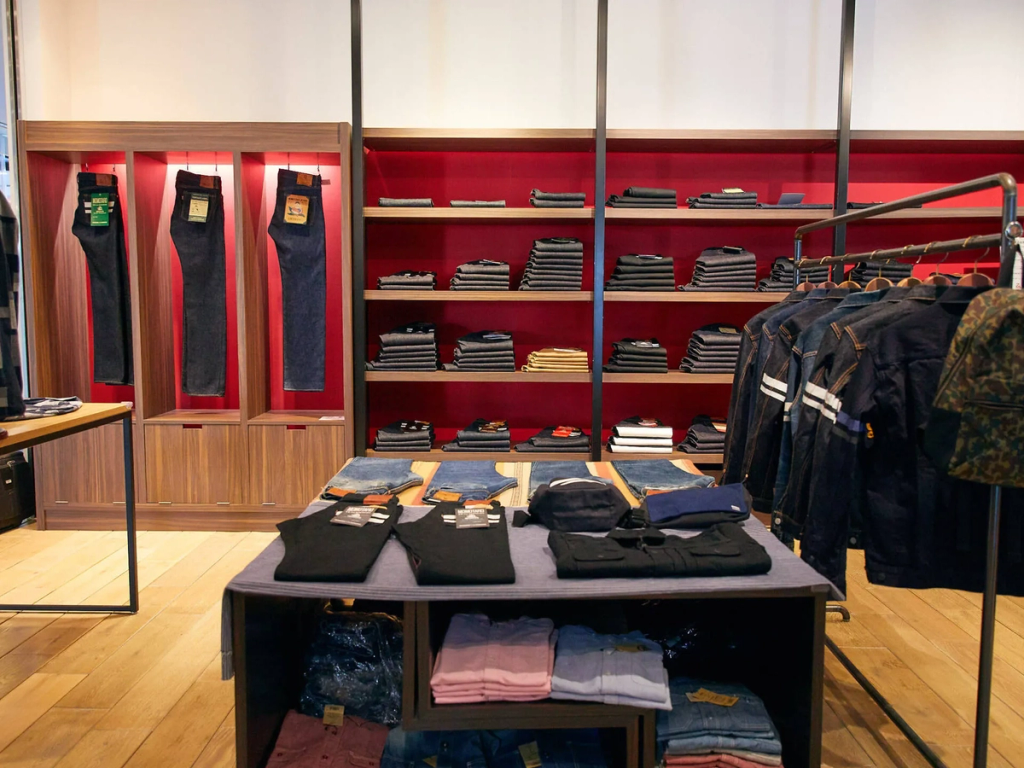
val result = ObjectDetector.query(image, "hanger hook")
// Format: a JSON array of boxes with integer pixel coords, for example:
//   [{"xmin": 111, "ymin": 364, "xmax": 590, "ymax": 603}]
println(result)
[
  {"xmin": 975, "ymin": 247, "xmax": 991, "ymax": 274},
  {"xmin": 214, "ymin": 152, "xmax": 218, "ymax": 173},
  {"xmin": 287, "ymin": 152, "xmax": 291, "ymax": 170},
  {"xmin": 317, "ymin": 152, "xmax": 321, "ymax": 174}
]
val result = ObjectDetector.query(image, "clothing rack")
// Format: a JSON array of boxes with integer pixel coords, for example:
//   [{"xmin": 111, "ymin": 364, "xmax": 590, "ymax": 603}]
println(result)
[{"xmin": 788, "ymin": 173, "xmax": 1021, "ymax": 768}]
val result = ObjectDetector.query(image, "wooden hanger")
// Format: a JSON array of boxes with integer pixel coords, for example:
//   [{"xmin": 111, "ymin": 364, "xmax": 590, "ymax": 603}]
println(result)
[
  {"xmin": 817, "ymin": 263, "xmax": 838, "ymax": 289},
  {"xmin": 794, "ymin": 258, "xmax": 818, "ymax": 291},
  {"xmin": 958, "ymin": 245, "xmax": 995, "ymax": 287},
  {"xmin": 898, "ymin": 251, "xmax": 924, "ymax": 288},
  {"xmin": 864, "ymin": 257, "xmax": 893, "ymax": 291},
  {"xmin": 923, "ymin": 248, "xmax": 953, "ymax": 286},
  {"xmin": 838, "ymin": 279, "xmax": 863, "ymax": 291}
]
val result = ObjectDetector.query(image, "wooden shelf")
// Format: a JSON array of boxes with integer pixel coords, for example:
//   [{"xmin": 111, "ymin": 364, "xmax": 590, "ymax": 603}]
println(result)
[
  {"xmin": 248, "ymin": 411, "xmax": 347, "ymax": 425},
  {"xmin": 849, "ymin": 130, "xmax": 1024, "ymax": 154},
  {"xmin": 363, "ymin": 127, "xmax": 595, "ymax": 152},
  {"xmin": 603, "ymin": 373, "xmax": 733, "ymax": 384},
  {"xmin": 604, "ymin": 291, "xmax": 783, "ymax": 303},
  {"xmin": 602, "ymin": 449, "xmax": 723, "ymax": 465},
  {"xmin": 607, "ymin": 129, "xmax": 836, "ymax": 153},
  {"xmin": 366, "ymin": 371, "xmax": 590, "ymax": 383},
  {"xmin": 365, "ymin": 290, "xmax": 593, "ymax": 302},
  {"xmin": 366, "ymin": 448, "xmax": 590, "ymax": 462},
  {"xmin": 605, "ymin": 206, "xmax": 1018, "ymax": 224},
  {"xmin": 365, "ymin": 207, "xmax": 594, "ymax": 222},
  {"xmin": 143, "ymin": 409, "xmax": 241, "ymax": 424}
]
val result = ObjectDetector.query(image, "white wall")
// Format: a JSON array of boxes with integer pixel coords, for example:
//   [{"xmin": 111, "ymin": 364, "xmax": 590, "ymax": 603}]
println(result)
[{"xmin": 14, "ymin": 0, "xmax": 1024, "ymax": 130}]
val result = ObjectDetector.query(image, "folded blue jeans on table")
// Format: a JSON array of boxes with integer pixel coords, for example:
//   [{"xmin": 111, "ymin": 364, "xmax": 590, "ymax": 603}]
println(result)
[
  {"xmin": 322, "ymin": 457, "xmax": 424, "ymax": 495},
  {"xmin": 383, "ymin": 728, "xmax": 488, "ymax": 768},
  {"xmin": 527, "ymin": 460, "xmax": 597, "ymax": 496},
  {"xmin": 611, "ymin": 460, "xmax": 715, "ymax": 497},
  {"xmin": 424, "ymin": 460, "xmax": 517, "ymax": 502},
  {"xmin": 658, "ymin": 678, "xmax": 781, "ymax": 750}
]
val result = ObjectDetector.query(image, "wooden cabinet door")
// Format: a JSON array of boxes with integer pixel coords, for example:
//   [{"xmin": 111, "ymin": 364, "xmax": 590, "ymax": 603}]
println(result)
[
  {"xmin": 36, "ymin": 422, "xmax": 128, "ymax": 505},
  {"xmin": 145, "ymin": 424, "xmax": 246, "ymax": 504},
  {"xmin": 248, "ymin": 425, "xmax": 346, "ymax": 506}
]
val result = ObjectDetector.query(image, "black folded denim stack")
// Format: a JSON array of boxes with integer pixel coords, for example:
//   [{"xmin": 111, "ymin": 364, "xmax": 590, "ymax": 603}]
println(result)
[
  {"xmin": 530, "ymin": 189, "xmax": 586, "ymax": 209},
  {"xmin": 443, "ymin": 330, "xmax": 515, "ymax": 371},
  {"xmin": 685, "ymin": 191, "xmax": 757, "ymax": 209},
  {"xmin": 604, "ymin": 338, "xmax": 668, "ymax": 373},
  {"xmin": 679, "ymin": 324, "xmax": 742, "ymax": 374},
  {"xmin": 847, "ymin": 260, "xmax": 914, "ymax": 283},
  {"xmin": 366, "ymin": 321, "xmax": 439, "ymax": 371},
  {"xmin": 378, "ymin": 197, "xmax": 433, "ymax": 207},
  {"xmin": 606, "ymin": 187, "xmax": 677, "ymax": 208},
  {"xmin": 450, "ymin": 200, "xmax": 505, "ymax": 207},
  {"xmin": 757, "ymin": 257, "xmax": 829, "ymax": 291},
  {"xmin": 442, "ymin": 418, "xmax": 511, "ymax": 452},
  {"xmin": 679, "ymin": 246, "xmax": 756, "ymax": 292},
  {"xmin": 449, "ymin": 260, "xmax": 510, "ymax": 291},
  {"xmin": 373, "ymin": 420, "xmax": 435, "ymax": 452},
  {"xmin": 605, "ymin": 254, "xmax": 675, "ymax": 292},
  {"xmin": 678, "ymin": 415, "xmax": 727, "ymax": 454},
  {"xmin": 519, "ymin": 237, "xmax": 585, "ymax": 291},
  {"xmin": 377, "ymin": 270, "xmax": 436, "ymax": 290},
  {"xmin": 514, "ymin": 425, "xmax": 591, "ymax": 453}
]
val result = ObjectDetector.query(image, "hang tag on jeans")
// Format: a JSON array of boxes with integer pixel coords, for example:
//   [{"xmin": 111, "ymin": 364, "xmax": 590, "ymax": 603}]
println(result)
[
  {"xmin": 687, "ymin": 688, "xmax": 739, "ymax": 707},
  {"xmin": 284, "ymin": 194, "xmax": 310, "ymax": 224},
  {"xmin": 90, "ymin": 193, "xmax": 110, "ymax": 226},
  {"xmin": 519, "ymin": 742, "xmax": 542, "ymax": 768},
  {"xmin": 332, "ymin": 506, "xmax": 375, "ymax": 527},
  {"xmin": 322, "ymin": 704, "xmax": 345, "ymax": 725},
  {"xmin": 296, "ymin": 172, "xmax": 314, "ymax": 186},
  {"xmin": 455, "ymin": 508, "xmax": 490, "ymax": 528},
  {"xmin": 612, "ymin": 642, "xmax": 649, "ymax": 653},
  {"xmin": 187, "ymin": 193, "xmax": 210, "ymax": 223},
  {"xmin": 1014, "ymin": 237, "xmax": 1023, "ymax": 290}
]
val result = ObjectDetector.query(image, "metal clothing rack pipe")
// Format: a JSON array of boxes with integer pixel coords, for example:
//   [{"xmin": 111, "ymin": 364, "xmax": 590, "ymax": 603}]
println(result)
[{"xmin": 789, "ymin": 174, "xmax": 1020, "ymax": 768}]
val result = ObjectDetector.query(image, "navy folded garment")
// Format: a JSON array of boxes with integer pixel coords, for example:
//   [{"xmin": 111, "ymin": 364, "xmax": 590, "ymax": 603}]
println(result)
[{"xmin": 644, "ymin": 483, "xmax": 751, "ymax": 528}]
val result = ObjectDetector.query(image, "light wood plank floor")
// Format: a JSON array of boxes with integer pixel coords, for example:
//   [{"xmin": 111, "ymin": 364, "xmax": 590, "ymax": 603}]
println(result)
[{"xmin": 0, "ymin": 527, "xmax": 1016, "ymax": 768}]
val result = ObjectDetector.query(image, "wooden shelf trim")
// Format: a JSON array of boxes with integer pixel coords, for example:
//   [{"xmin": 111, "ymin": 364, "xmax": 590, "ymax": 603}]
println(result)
[
  {"xmin": 603, "ymin": 373, "xmax": 733, "ymax": 384},
  {"xmin": 143, "ymin": 409, "xmax": 242, "ymax": 424},
  {"xmin": 365, "ymin": 449, "xmax": 590, "ymax": 462},
  {"xmin": 604, "ymin": 291, "xmax": 784, "ymax": 304},
  {"xmin": 248, "ymin": 411, "xmax": 347, "ymax": 425},
  {"xmin": 365, "ymin": 207, "xmax": 594, "ymax": 221},
  {"xmin": 363, "ymin": 127, "xmax": 595, "ymax": 151},
  {"xmin": 606, "ymin": 206, "xmax": 1019, "ymax": 223},
  {"xmin": 364, "ymin": 290, "xmax": 593, "ymax": 302},
  {"xmin": 607, "ymin": 128, "xmax": 836, "ymax": 152},
  {"xmin": 366, "ymin": 371, "xmax": 591, "ymax": 383}
]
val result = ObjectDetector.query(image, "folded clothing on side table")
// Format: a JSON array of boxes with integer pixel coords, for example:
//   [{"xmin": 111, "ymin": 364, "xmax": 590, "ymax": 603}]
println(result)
[
  {"xmin": 678, "ymin": 414, "xmax": 727, "ymax": 453},
  {"xmin": 378, "ymin": 197, "xmax": 433, "ymax": 207},
  {"xmin": 607, "ymin": 416, "xmax": 674, "ymax": 453},
  {"xmin": 374, "ymin": 419, "xmax": 435, "ymax": 452},
  {"xmin": 367, "ymin": 321, "xmax": 439, "ymax": 371},
  {"xmin": 444, "ymin": 330, "xmax": 515, "ymax": 371},
  {"xmin": 531, "ymin": 189, "xmax": 586, "ymax": 208},
  {"xmin": 522, "ymin": 347, "xmax": 589, "ymax": 372},
  {"xmin": 607, "ymin": 186, "xmax": 678, "ymax": 208},
  {"xmin": 519, "ymin": 237, "xmax": 584, "ymax": 291},
  {"xmin": 515, "ymin": 426, "xmax": 591, "ymax": 454},
  {"xmin": 605, "ymin": 254, "xmax": 675, "ymax": 291},
  {"xmin": 442, "ymin": 418, "xmax": 512, "ymax": 453},
  {"xmin": 679, "ymin": 324, "xmax": 742, "ymax": 373},
  {"xmin": 450, "ymin": 259, "xmax": 510, "ymax": 291}
]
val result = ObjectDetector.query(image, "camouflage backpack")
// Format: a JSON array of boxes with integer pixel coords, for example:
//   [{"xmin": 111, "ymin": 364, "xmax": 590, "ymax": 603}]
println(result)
[{"xmin": 924, "ymin": 288, "xmax": 1024, "ymax": 488}]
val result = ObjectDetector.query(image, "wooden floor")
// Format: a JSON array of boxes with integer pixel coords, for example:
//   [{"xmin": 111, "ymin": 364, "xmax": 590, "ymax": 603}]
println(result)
[{"xmin": 0, "ymin": 529, "xmax": 1016, "ymax": 768}]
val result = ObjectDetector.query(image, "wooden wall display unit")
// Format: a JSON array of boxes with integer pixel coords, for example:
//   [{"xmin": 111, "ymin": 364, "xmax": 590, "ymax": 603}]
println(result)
[{"xmin": 18, "ymin": 122, "xmax": 354, "ymax": 530}]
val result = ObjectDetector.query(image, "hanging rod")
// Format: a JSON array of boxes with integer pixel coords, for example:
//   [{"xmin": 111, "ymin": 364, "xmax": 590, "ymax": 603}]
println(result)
[{"xmin": 796, "ymin": 232, "xmax": 1003, "ymax": 269}]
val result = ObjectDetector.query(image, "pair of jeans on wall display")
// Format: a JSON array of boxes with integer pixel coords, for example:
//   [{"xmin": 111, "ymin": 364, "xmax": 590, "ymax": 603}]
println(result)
[
  {"xmin": 71, "ymin": 173, "xmax": 133, "ymax": 385},
  {"xmin": 268, "ymin": 169, "xmax": 327, "ymax": 392},
  {"xmin": 169, "ymin": 171, "xmax": 227, "ymax": 396}
]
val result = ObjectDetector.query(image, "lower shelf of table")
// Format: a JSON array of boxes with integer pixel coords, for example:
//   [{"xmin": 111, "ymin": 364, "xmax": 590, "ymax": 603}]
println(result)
[
  {"xmin": 409, "ymin": 699, "xmax": 652, "ymax": 730},
  {"xmin": 602, "ymin": 450, "xmax": 723, "ymax": 464},
  {"xmin": 366, "ymin": 449, "xmax": 590, "ymax": 462}
]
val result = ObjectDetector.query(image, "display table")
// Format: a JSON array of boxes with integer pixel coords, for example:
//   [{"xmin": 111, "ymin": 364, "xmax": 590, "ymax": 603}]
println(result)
[
  {"xmin": 223, "ymin": 488, "xmax": 834, "ymax": 768},
  {"xmin": 0, "ymin": 402, "xmax": 137, "ymax": 614}
]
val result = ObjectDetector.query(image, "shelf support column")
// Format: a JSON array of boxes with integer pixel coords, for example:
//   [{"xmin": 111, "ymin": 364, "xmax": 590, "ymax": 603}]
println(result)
[
  {"xmin": 832, "ymin": 0, "xmax": 856, "ymax": 267},
  {"xmin": 351, "ymin": 0, "xmax": 367, "ymax": 455},
  {"xmin": 591, "ymin": 0, "xmax": 608, "ymax": 461}
]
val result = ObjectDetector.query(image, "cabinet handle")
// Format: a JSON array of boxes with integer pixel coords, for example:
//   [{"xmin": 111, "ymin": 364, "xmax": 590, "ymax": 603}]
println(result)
[
  {"xmin": 159, "ymin": 501, "xmax": 172, "ymax": 505},
  {"xmin": 287, "ymin": 425, "xmax": 306, "ymax": 431},
  {"xmin": 216, "ymin": 501, "xmax": 230, "ymax": 505},
  {"xmin": 182, "ymin": 424, "xmax": 203, "ymax": 430},
  {"xmin": 262, "ymin": 502, "xmax": 276, "ymax": 506},
  {"xmin": 54, "ymin": 500, "xmax": 69, "ymax": 505},
  {"xmin": 113, "ymin": 501, "xmax": 126, "ymax": 505}
]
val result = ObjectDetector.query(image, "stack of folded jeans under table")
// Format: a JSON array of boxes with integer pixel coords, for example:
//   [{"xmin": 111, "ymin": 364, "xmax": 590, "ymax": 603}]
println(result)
[
  {"xmin": 679, "ymin": 324, "xmax": 742, "ymax": 374},
  {"xmin": 519, "ymin": 238, "xmax": 584, "ymax": 291},
  {"xmin": 515, "ymin": 425, "xmax": 591, "ymax": 453},
  {"xmin": 678, "ymin": 415, "xmax": 727, "ymax": 454},
  {"xmin": 605, "ymin": 254, "xmax": 675, "ymax": 291},
  {"xmin": 450, "ymin": 260, "xmax": 510, "ymax": 291},
  {"xmin": 848, "ymin": 260, "xmax": 914, "ymax": 284},
  {"xmin": 680, "ymin": 247, "xmax": 757, "ymax": 292},
  {"xmin": 373, "ymin": 420, "xmax": 435, "ymax": 452},
  {"xmin": 367, "ymin": 321, "xmax": 439, "ymax": 371},
  {"xmin": 607, "ymin": 187, "xmax": 677, "ymax": 208},
  {"xmin": 377, "ymin": 270, "xmax": 436, "ymax": 290},
  {"xmin": 444, "ymin": 331, "xmax": 515, "ymax": 371},
  {"xmin": 757, "ymin": 257, "xmax": 828, "ymax": 291},
  {"xmin": 530, "ymin": 189, "xmax": 586, "ymax": 208},
  {"xmin": 658, "ymin": 678, "xmax": 784, "ymax": 767},
  {"xmin": 604, "ymin": 338, "xmax": 668, "ymax": 373},
  {"xmin": 686, "ymin": 191, "xmax": 757, "ymax": 209},
  {"xmin": 607, "ymin": 416, "xmax": 674, "ymax": 453},
  {"xmin": 522, "ymin": 347, "xmax": 588, "ymax": 372},
  {"xmin": 442, "ymin": 419, "xmax": 511, "ymax": 453}
]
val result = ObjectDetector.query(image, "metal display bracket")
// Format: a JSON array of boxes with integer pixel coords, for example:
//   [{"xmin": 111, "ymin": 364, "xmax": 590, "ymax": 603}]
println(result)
[{"xmin": 789, "ymin": 173, "xmax": 1021, "ymax": 768}]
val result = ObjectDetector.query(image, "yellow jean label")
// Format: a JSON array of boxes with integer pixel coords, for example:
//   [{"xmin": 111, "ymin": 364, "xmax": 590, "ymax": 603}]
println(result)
[
  {"xmin": 322, "ymin": 704, "xmax": 345, "ymax": 725},
  {"xmin": 285, "ymin": 194, "xmax": 309, "ymax": 224}
]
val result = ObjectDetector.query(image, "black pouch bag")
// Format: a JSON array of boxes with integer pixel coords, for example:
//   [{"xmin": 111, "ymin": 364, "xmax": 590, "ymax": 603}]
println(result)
[{"xmin": 514, "ymin": 477, "xmax": 632, "ymax": 531}]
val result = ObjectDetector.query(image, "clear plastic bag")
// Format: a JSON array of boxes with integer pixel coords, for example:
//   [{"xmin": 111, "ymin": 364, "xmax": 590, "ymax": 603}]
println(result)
[{"xmin": 299, "ymin": 609, "xmax": 403, "ymax": 725}]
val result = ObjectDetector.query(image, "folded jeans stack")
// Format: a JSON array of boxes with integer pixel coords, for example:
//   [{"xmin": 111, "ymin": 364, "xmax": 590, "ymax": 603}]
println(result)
[
  {"xmin": 430, "ymin": 614, "xmax": 556, "ymax": 703},
  {"xmin": 680, "ymin": 324, "xmax": 742, "ymax": 373},
  {"xmin": 607, "ymin": 416, "xmax": 673, "ymax": 454},
  {"xmin": 607, "ymin": 186, "xmax": 677, "ymax": 208},
  {"xmin": 519, "ymin": 238, "xmax": 584, "ymax": 291},
  {"xmin": 367, "ymin": 321, "xmax": 439, "ymax": 371},
  {"xmin": 604, "ymin": 338, "xmax": 668, "ymax": 373},
  {"xmin": 515, "ymin": 425, "xmax": 591, "ymax": 453},
  {"xmin": 680, "ymin": 247, "xmax": 757, "ymax": 292},
  {"xmin": 522, "ymin": 347, "xmax": 589, "ymax": 372},
  {"xmin": 444, "ymin": 330, "xmax": 515, "ymax": 371},
  {"xmin": 605, "ymin": 254, "xmax": 675, "ymax": 292},
  {"xmin": 658, "ymin": 678, "xmax": 784, "ymax": 766},
  {"xmin": 374, "ymin": 420, "xmax": 435, "ymax": 452},
  {"xmin": 757, "ymin": 257, "xmax": 828, "ymax": 292},
  {"xmin": 442, "ymin": 418, "xmax": 511, "ymax": 453},
  {"xmin": 378, "ymin": 197, "xmax": 433, "ymax": 207},
  {"xmin": 678, "ymin": 415, "xmax": 727, "ymax": 454},
  {"xmin": 377, "ymin": 269, "xmax": 436, "ymax": 290},
  {"xmin": 848, "ymin": 260, "xmax": 914, "ymax": 283},
  {"xmin": 611, "ymin": 458, "xmax": 716, "ymax": 496},
  {"xmin": 551, "ymin": 625, "xmax": 671, "ymax": 709},
  {"xmin": 530, "ymin": 189, "xmax": 586, "ymax": 209},
  {"xmin": 450, "ymin": 199, "xmax": 505, "ymax": 207},
  {"xmin": 450, "ymin": 259, "xmax": 510, "ymax": 291},
  {"xmin": 686, "ymin": 191, "xmax": 757, "ymax": 209}
]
